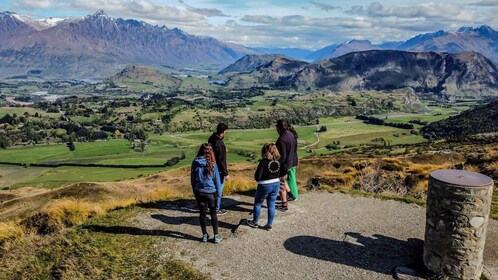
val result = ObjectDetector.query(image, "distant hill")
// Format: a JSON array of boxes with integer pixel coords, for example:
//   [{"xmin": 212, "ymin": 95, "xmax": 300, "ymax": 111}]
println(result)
[
  {"xmin": 105, "ymin": 66, "xmax": 181, "ymax": 89},
  {"xmin": 223, "ymin": 50, "xmax": 498, "ymax": 96},
  {"xmin": 223, "ymin": 56, "xmax": 309, "ymax": 88},
  {"xmin": 308, "ymin": 40, "xmax": 381, "ymax": 61},
  {"xmin": 218, "ymin": 54, "xmax": 291, "ymax": 75},
  {"xmin": 251, "ymin": 47, "xmax": 314, "ymax": 61},
  {"xmin": 0, "ymin": 10, "xmax": 259, "ymax": 79},
  {"xmin": 100, "ymin": 65, "xmax": 218, "ymax": 92},
  {"xmin": 421, "ymin": 100, "xmax": 498, "ymax": 139}
]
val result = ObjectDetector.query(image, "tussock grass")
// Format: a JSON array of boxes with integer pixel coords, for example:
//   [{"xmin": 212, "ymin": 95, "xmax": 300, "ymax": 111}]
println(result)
[
  {"xmin": 484, "ymin": 162, "xmax": 498, "ymax": 178},
  {"xmin": 484, "ymin": 150, "xmax": 498, "ymax": 162},
  {"xmin": 408, "ymin": 163, "xmax": 451, "ymax": 176},
  {"xmin": 464, "ymin": 164, "xmax": 481, "ymax": 173},
  {"xmin": 0, "ymin": 222, "xmax": 25, "ymax": 250},
  {"xmin": 43, "ymin": 199, "xmax": 96, "ymax": 227},
  {"xmin": 224, "ymin": 177, "xmax": 256, "ymax": 194}
]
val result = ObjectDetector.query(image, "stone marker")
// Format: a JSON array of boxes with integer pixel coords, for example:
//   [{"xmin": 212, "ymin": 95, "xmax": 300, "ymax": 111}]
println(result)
[{"xmin": 424, "ymin": 169, "xmax": 494, "ymax": 280}]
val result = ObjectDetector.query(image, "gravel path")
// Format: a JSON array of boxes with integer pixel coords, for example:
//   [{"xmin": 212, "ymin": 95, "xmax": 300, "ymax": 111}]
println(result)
[{"xmin": 131, "ymin": 192, "xmax": 498, "ymax": 280}]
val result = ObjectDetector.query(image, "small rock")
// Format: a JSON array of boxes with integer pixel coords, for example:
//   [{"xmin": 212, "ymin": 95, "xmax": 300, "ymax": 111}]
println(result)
[
  {"xmin": 393, "ymin": 267, "xmax": 424, "ymax": 280},
  {"xmin": 469, "ymin": 217, "xmax": 485, "ymax": 228}
]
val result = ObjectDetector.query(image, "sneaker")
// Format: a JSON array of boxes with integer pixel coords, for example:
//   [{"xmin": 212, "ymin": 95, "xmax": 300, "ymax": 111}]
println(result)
[
  {"xmin": 213, "ymin": 234, "xmax": 223, "ymax": 243},
  {"xmin": 263, "ymin": 224, "xmax": 273, "ymax": 231},
  {"xmin": 201, "ymin": 234, "xmax": 209, "ymax": 242},
  {"xmin": 246, "ymin": 219, "xmax": 258, "ymax": 228},
  {"xmin": 277, "ymin": 205, "xmax": 288, "ymax": 212},
  {"xmin": 287, "ymin": 195, "xmax": 298, "ymax": 202},
  {"xmin": 216, "ymin": 209, "xmax": 228, "ymax": 215}
]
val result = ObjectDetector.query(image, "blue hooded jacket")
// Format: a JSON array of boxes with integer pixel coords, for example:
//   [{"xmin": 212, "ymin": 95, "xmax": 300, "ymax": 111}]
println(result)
[{"xmin": 191, "ymin": 156, "xmax": 222, "ymax": 194}]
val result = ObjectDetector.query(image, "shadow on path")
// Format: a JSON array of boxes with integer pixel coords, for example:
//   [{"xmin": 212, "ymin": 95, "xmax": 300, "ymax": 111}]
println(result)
[
  {"xmin": 138, "ymin": 197, "xmax": 254, "ymax": 213},
  {"xmin": 84, "ymin": 225, "xmax": 199, "ymax": 241},
  {"xmin": 151, "ymin": 214, "xmax": 239, "ymax": 232},
  {"xmin": 283, "ymin": 232, "xmax": 423, "ymax": 275}
]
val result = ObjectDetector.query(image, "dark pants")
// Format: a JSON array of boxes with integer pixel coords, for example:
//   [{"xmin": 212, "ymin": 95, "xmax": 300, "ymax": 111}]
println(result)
[{"xmin": 194, "ymin": 192, "xmax": 219, "ymax": 235}]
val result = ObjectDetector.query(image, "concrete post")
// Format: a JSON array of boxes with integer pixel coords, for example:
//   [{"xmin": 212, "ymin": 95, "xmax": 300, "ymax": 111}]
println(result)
[{"xmin": 424, "ymin": 169, "xmax": 494, "ymax": 280}]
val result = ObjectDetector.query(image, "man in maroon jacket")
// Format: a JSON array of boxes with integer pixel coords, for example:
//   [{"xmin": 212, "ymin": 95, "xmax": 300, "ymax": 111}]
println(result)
[{"xmin": 275, "ymin": 119, "xmax": 297, "ymax": 212}]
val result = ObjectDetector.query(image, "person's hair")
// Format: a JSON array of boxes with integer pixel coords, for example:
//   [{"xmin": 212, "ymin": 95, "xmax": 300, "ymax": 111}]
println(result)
[
  {"xmin": 197, "ymin": 143, "xmax": 216, "ymax": 176},
  {"xmin": 216, "ymin": 123, "xmax": 228, "ymax": 134},
  {"xmin": 289, "ymin": 124, "xmax": 298, "ymax": 139},
  {"xmin": 276, "ymin": 119, "xmax": 289, "ymax": 133},
  {"xmin": 261, "ymin": 142, "xmax": 280, "ymax": 160}
]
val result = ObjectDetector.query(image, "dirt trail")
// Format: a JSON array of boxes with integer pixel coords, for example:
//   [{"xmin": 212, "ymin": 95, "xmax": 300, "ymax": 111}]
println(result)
[{"xmin": 119, "ymin": 192, "xmax": 498, "ymax": 280}]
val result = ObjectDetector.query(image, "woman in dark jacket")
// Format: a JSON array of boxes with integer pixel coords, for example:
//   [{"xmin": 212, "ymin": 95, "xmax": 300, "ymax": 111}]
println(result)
[
  {"xmin": 191, "ymin": 143, "xmax": 223, "ymax": 243},
  {"xmin": 246, "ymin": 142, "xmax": 281, "ymax": 230}
]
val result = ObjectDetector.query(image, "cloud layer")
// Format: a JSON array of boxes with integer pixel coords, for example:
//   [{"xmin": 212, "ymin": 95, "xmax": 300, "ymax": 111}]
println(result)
[{"xmin": 4, "ymin": 0, "xmax": 498, "ymax": 49}]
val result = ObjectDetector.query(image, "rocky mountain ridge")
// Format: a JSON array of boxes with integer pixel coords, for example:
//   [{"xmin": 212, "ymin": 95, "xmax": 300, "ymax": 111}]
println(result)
[
  {"xmin": 0, "ymin": 10, "xmax": 258, "ymax": 79},
  {"xmin": 224, "ymin": 50, "xmax": 498, "ymax": 97}
]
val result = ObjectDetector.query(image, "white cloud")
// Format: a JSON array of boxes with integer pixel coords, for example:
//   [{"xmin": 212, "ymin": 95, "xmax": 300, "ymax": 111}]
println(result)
[
  {"xmin": 4, "ymin": 0, "xmax": 498, "ymax": 50},
  {"xmin": 70, "ymin": 0, "xmax": 205, "ymax": 23},
  {"xmin": 178, "ymin": 0, "xmax": 229, "ymax": 17},
  {"xmin": 309, "ymin": 1, "xmax": 340, "ymax": 12},
  {"xmin": 467, "ymin": 0, "xmax": 498, "ymax": 6},
  {"xmin": 15, "ymin": 0, "xmax": 57, "ymax": 9},
  {"xmin": 347, "ymin": 2, "xmax": 473, "ymax": 20}
]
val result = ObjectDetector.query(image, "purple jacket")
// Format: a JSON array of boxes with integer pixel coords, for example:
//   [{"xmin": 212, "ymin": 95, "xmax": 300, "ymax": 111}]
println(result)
[{"xmin": 276, "ymin": 130, "xmax": 298, "ymax": 175}]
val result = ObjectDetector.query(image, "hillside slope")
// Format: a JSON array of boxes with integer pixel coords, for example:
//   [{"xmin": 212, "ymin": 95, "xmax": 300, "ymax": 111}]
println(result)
[{"xmin": 421, "ymin": 100, "xmax": 498, "ymax": 139}]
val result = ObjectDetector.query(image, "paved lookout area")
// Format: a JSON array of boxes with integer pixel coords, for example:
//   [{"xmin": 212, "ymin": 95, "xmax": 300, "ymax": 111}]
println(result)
[{"xmin": 97, "ymin": 192, "xmax": 498, "ymax": 280}]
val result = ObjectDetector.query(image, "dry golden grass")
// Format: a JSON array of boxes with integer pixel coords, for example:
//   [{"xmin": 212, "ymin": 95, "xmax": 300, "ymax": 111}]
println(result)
[
  {"xmin": 410, "ymin": 180, "xmax": 428, "ymax": 199},
  {"xmin": 0, "ymin": 221, "xmax": 25, "ymax": 247},
  {"xmin": 484, "ymin": 150, "xmax": 498, "ymax": 162},
  {"xmin": 42, "ymin": 199, "xmax": 95, "ymax": 227},
  {"xmin": 224, "ymin": 178, "xmax": 255, "ymax": 194},
  {"xmin": 321, "ymin": 170, "xmax": 356, "ymax": 189},
  {"xmin": 485, "ymin": 161, "xmax": 498, "ymax": 178},
  {"xmin": 381, "ymin": 158, "xmax": 405, "ymax": 171},
  {"xmin": 408, "ymin": 163, "xmax": 452, "ymax": 177},
  {"xmin": 464, "ymin": 164, "xmax": 481, "ymax": 173}
]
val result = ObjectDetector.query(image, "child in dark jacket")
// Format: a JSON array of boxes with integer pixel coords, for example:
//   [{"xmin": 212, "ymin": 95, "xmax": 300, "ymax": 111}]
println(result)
[
  {"xmin": 191, "ymin": 143, "xmax": 223, "ymax": 243},
  {"xmin": 246, "ymin": 143, "xmax": 281, "ymax": 230}
]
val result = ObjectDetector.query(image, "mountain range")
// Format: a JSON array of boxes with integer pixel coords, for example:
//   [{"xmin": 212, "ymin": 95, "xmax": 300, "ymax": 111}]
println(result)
[
  {"xmin": 0, "ymin": 10, "xmax": 257, "ymax": 79},
  {"xmin": 1, "ymin": 10, "xmax": 498, "ymax": 80},
  {"xmin": 255, "ymin": 26, "xmax": 498, "ymax": 63},
  {"xmin": 221, "ymin": 50, "xmax": 498, "ymax": 97}
]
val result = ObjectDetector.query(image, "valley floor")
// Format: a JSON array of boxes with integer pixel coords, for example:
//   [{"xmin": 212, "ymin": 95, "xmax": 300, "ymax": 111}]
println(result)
[{"xmin": 108, "ymin": 192, "xmax": 498, "ymax": 280}]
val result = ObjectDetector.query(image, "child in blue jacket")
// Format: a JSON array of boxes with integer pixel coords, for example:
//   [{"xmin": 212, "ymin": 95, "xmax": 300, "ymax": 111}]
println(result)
[{"xmin": 191, "ymin": 143, "xmax": 223, "ymax": 243}]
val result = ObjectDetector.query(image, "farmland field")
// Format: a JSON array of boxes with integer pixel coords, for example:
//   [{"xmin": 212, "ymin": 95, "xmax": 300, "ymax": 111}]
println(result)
[{"xmin": 0, "ymin": 100, "xmax": 460, "ymax": 189}]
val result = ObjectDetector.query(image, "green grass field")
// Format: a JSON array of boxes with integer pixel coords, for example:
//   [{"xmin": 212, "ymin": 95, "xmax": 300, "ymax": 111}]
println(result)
[
  {"xmin": 0, "ymin": 101, "xmax": 461, "ymax": 189},
  {"xmin": 0, "ymin": 107, "xmax": 61, "ymax": 119}
]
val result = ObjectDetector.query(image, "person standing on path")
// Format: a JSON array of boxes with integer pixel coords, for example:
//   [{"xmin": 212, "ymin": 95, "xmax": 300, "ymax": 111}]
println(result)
[
  {"xmin": 287, "ymin": 125, "xmax": 299, "ymax": 201},
  {"xmin": 246, "ymin": 143, "xmax": 281, "ymax": 230},
  {"xmin": 275, "ymin": 119, "xmax": 297, "ymax": 212},
  {"xmin": 191, "ymin": 143, "xmax": 223, "ymax": 243},
  {"xmin": 208, "ymin": 123, "xmax": 230, "ymax": 215}
]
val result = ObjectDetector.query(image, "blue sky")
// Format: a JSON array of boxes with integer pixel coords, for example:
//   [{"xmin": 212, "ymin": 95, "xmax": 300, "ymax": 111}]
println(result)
[{"xmin": 1, "ymin": 0, "xmax": 497, "ymax": 49}]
